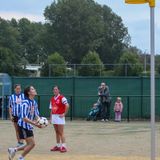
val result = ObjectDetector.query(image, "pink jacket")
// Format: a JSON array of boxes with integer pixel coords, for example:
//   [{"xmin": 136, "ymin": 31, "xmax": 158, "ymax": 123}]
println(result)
[{"xmin": 114, "ymin": 102, "xmax": 123, "ymax": 112}]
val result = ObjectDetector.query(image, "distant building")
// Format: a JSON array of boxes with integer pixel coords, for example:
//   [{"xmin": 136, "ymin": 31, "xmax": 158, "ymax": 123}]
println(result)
[{"xmin": 24, "ymin": 64, "xmax": 42, "ymax": 77}]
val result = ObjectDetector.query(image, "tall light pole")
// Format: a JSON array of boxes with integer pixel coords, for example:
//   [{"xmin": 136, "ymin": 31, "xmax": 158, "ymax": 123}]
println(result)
[{"xmin": 124, "ymin": 0, "xmax": 156, "ymax": 160}]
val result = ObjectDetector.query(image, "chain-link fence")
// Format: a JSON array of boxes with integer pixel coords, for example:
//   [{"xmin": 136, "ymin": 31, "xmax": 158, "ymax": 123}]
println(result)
[{"xmin": 48, "ymin": 63, "xmax": 154, "ymax": 77}]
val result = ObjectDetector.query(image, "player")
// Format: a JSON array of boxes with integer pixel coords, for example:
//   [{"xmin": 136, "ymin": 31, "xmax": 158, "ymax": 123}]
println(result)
[
  {"xmin": 50, "ymin": 86, "xmax": 69, "ymax": 153},
  {"xmin": 8, "ymin": 86, "xmax": 41, "ymax": 160},
  {"xmin": 8, "ymin": 84, "xmax": 25, "ymax": 147}
]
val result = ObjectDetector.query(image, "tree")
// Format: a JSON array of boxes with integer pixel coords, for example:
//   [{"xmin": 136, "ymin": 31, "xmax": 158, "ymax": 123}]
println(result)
[
  {"xmin": 0, "ymin": 47, "xmax": 26, "ymax": 76},
  {"xmin": 78, "ymin": 51, "xmax": 104, "ymax": 76},
  {"xmin": 115, "ymin": 51, "xmax": 143, "ymax": 76},
  {"xmin": 41, "ymin": 52, "xmax": 66, "ymax": 76},
  {"xmin": 44, "ymin": 0, "xmax": 130, "ymax": 63},
  {"xmin": 15, "ymin": 18, "xmax": 46, "ymax": 64},
  {"xmin": 0, "ymin": 18, "xmax": 21, "ymax": 56},
  {"xmin": 96, "ymin": 5, "xmax": 130, "ymax": 64}
]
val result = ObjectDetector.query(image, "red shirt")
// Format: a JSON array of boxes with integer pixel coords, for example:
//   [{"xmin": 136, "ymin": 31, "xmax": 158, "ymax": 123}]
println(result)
[{"xmin": 50, "ymin": 95, "xmax": 67, "ymax": 114}]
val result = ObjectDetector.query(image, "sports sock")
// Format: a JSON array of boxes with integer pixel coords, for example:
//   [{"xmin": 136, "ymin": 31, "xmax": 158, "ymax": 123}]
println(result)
[
  {"xmin": 57, "ymin": 143, "xmax": 61, "ymax": 147},
  {"xmin": 62, "ymin": 143, "xmax": 66, "ymax": 147}
]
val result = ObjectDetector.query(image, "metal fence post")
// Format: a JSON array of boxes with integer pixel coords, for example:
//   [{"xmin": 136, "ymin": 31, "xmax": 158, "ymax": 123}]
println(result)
[
  {"xmin": 38, "ymin": 95, "xmax": 41, "ymax": 114},
  {"xmin": 5, "ymin": 95, "xmax": 8, "ymax": 120},
  {"xmin": 70, "ymin": 96, "xmax": 73, "ymax": 121},
  {"xmin": 127, "ymin": 96, "xmax": 130, "ymax": 122}
]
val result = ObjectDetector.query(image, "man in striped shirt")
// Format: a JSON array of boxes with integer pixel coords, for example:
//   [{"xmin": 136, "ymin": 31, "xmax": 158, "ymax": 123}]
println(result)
[
  {"xmin": 8, "ymin": 84, "xmax": 25, "ymax": 147},
  {"xmin": 8, "ymin": 86, "xmax": 41, "ymax": 160}
]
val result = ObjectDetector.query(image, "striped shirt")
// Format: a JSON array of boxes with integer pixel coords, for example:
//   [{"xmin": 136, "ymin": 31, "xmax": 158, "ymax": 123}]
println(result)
[
  {"xmin": 9, "ymin": 93, "xmax": 25, "ymax": 117},
  {"xmin": 18, "ymin": 98, "xmax": 39, "ymax": 130}
]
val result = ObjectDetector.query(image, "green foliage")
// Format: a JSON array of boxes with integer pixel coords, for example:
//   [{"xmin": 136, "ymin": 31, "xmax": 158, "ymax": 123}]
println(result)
[
  {"xmin": 0, "ymin": 47, "xmax": 26, "ymax": 76},
  {"xmin": 78, "ymin": 51, "xmax": 104, "ymax": 76},
  {"xmin": 44, "ymin": 0, "xmax": 130, "ymax": 63},
  {"xmin": 115, "ymin": 51, "xmax": 143, "ymax": 76},
  {"xmin": 17, "ymin": 18, "xmax": 46, "ymax": 63},
  {"xmin": 41, "ymin": 52, "xmax": 66, "ymax": 76}
]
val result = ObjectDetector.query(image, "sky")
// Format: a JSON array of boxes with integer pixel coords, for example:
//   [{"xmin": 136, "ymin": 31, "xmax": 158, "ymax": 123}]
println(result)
[{"xmin": 0, "ymin": 0, "xmax": 160, "ymax": 54}]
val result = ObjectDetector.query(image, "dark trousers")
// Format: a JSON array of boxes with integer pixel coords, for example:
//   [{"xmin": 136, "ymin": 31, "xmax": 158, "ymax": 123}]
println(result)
[{"xmin": 100, "ymin": 102, "xmax": 110, "ymax": 120}]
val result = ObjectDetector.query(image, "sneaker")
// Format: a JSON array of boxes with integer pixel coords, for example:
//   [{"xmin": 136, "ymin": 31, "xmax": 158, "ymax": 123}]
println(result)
[
  {"xmin": 50, "ymin": 146, "xmax": 60, "ymax": 151},
  {"xmin": 101, "ymin": 119, "xmax": 105, "ymax": 122},
  {"xmin": 105, "ymin": 119, "xmax": 109, "ymax": 122},
  {"xmin": 18, "ymin": 157, "xmax": 24, "ymax": 160},
  {"xmin": 8, "ymin": 148, "xmax": 16, "ymax": 160},
  {"xmin": 60, "ymin": 146, "xmax": 67, "ymax": 153},
  {"xmin": 16, "ymin": 142, "xmax": 24, "ymax": 147}
]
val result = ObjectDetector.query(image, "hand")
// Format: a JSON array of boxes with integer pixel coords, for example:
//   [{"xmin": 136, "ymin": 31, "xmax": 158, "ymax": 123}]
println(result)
[
  {"xmin": 59, "ymin": 114, "xmax": 65, "ymax": 118},
  {"xmin": 10, "ymin": 116, "xmax": 14, "ymax": 122},
  {"xmin": 34, "ymin": 121, "xmax": 42, "ymax": 128}
]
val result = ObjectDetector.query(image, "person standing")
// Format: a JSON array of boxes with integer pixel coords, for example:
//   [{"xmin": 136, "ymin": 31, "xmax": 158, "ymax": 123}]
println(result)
[
  {"xmin": 98, "ymin": 82, "xmax": 111, "ymax": 122},
  {"xmin": 50, "ymin": 86, "xmax": 69, "ymax": 153},
  {"xmin": 8, "ymin": 84, "xmax": 25, "ymax": 147},
  {"xmin": 114, "ymin": 97, "xmax": 123, "ymax": 122},
  {"xmin": 8, "ymin": 86, "xmax": 41, "ymax": 160}
]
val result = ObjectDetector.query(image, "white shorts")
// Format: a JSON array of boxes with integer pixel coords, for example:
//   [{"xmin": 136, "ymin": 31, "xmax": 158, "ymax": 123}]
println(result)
[{"xmin": 51, "ymin": 114, "xmax": 65, "ymax": 125}]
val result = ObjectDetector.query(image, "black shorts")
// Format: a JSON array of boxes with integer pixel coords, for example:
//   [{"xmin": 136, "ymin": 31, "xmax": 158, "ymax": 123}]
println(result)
[
  {"xmin": 12, "ymin": 115, "xmax": 18, "ymax": 123},
  {"xmin": 18, "ymin": 126, "xmax": 34, "ymax": 139}
]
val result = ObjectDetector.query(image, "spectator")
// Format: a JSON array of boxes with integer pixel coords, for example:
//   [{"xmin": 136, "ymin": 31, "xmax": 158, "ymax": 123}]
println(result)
[
  {"xmin": 114, "ymin": 97, "xmax": 123, "ymax": 122},
  {"xmin": 98, "ymin": 82, "xmax": 111, "ymax": 122}
]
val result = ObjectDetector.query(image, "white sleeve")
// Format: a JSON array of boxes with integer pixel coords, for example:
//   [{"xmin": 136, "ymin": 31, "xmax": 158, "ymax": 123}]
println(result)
[
  {"xmin": 62, "ymin": 97, "xmax": 68, "ymax": 105},
  {"xmin": 49, "ymin": 102, "xmax": 52, "ymax": 109}
]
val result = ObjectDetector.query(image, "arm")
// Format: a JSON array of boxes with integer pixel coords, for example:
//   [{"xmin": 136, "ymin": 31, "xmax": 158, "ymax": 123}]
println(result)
[
  {"xmin": 59, "ymin": 97, "xmax": 69, "ymax": 118},
  {"xmin": 8, "ymin": 97, "xmax": 13, "ymax": 121},
  {"xmin": 49, "ymin": 101, "xmax": 52, "ymax": 123},
  {"xmin": 23, "ymin": 117, "xmax": 41, "ymax": 128},
  {"xmin": 9, "ymin": 106, "xmax": 13, "ymax": 121},
  {"xmin": 64, "ymin": 103, "xmax": 69, "ymax": 116},
  {"xmin": 21, "ymin": 103, "xmax": 41, "ymax": 128}
]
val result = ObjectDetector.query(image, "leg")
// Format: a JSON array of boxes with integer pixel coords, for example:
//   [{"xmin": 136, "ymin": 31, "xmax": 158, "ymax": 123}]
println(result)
[
  {"xmin": 50, "ymin": 124, "xmax": 61, "ymax": 151},
  {"xmin": 57, "ymin": 125, "xmax": 65, "ymax": 144},
  {"xmin": 106, "ymin": 102, "xmax": 110, "ymax": 120},
  {"xmin": 13, "ymin": 122, "xmax": 23, "ymax": 144},
  {"xmin": 18, "ymin": 137, "xmax": 35, "ymax": 157},
  {"xmin": 57, "ymin": 125, "xmax": 67, "ymax": 152},
  {"xmin": 54, "ymin": 124, "xmax": 61, "ymax": 144},
  {"xmin": 100, "ymin": 103, "xmax": 106, "ymax": 120},
  {"xmin": 8, "ymin": 133, "xmax": 34, "ymax": 160},
  {"xmin": 117, "ymin": 112, "xmax": 121, "ymax": 121},
  {"xmin": 115, "ymin": 112, "xmax": 118, "ymax": 121}
]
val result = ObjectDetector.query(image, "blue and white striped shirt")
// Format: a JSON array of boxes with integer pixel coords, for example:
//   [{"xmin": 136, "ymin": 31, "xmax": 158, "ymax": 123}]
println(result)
[
  {"xmin": 9, "ymin": 93, "xmax": 25, "ymax": 117},
  {"xmin": 18, "ymin": 98, "xmax": 39, "ymax": 130}
]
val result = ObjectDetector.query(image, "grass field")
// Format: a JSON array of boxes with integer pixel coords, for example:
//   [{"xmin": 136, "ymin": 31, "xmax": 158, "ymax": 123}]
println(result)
[{"xmin": 0, "ymin": 120, "xmax": 160, "ymax": 160}]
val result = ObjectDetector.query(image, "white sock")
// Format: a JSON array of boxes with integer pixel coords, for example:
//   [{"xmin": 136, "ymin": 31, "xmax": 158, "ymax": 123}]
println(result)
[
  {"xmin": 19, "ymin": 155, "xmax": 24, "ymax": 159},
  {"xmin": 57, "ymin": 143, "xmax": 61, "ymax": 147},
  {"xmin": 62, "ymin": 143, "xmax": 66, "ymax": 147}
]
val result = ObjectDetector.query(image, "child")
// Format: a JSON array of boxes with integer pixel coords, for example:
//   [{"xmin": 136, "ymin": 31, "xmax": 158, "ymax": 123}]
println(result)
[
  {"xmin": 114, "ymin": 97, "xmax": 123, "ymax": 122},
  {"xmin": 86, "ymin": 102, "xmax": 100, "ymax": 121}
]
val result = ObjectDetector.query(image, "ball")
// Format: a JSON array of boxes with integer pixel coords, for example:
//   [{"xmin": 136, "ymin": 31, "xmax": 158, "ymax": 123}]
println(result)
[{"xmin": 37, "ymin": 117, "xmax": 48, "ymax": 128}]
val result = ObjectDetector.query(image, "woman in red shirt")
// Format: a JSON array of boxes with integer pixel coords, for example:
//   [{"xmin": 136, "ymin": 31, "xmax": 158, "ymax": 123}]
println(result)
[{"xmin": 49, "ymin": 86, "xmax": 69, "ymax": 152}]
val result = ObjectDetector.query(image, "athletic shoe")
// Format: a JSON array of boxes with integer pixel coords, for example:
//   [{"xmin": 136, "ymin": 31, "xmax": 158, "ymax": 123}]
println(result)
[
  {"xmin": 101, "ymin": 119, "xmax": 105, "ymax": 122},
  {"xmin": 18, "ymin": 157, "xmax": 24, "ymax": 160},
  {"xmin": 105, "ymin": 119, "xmax": 109, "ymax": 122},
  {"xmin": 16, "ymin": 142, "xmax": 24, "ymax": 147},
  {"xmin": 8, "ymin": 148, "xmax": 16, "ymax": 160},
  {"xmin": 50, "ymin": 146, "xmax": 60, "ymax": 151},
  {"xmin": 60, "ymin": 146, "xmax": 67, "ymax": 153}
]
